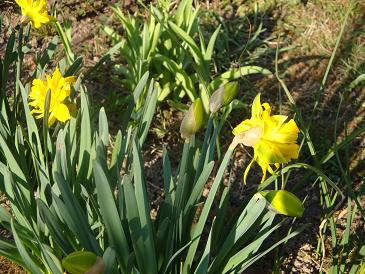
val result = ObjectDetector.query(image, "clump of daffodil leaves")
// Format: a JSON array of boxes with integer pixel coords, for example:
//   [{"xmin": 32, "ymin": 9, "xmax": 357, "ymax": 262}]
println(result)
[
  {"xmin": 231, "ymin": 93, "xmax": 300, "ymax": 183},
  {"xmin": 29, "ymin": 67, "xmax": 76, "ymax": 126},
  {"xmin": 15, "ymin": 0, "xmax": 52, "ymax": 29}
]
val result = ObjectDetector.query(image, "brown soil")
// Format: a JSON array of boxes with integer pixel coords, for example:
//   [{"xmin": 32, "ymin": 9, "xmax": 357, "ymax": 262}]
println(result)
[{"xmin": 0, "ymin": 256, "xmax": 25, "ymax": 274}]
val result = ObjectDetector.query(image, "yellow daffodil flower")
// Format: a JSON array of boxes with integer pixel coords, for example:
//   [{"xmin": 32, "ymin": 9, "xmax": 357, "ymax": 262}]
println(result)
[
  {"xmin": 29, "ymin": 68, "xmax": 76, "ymax": 126},
  {"xmin": 15, "ymin": 0, "xmax": 51, "ymax": 29},
  {"xmin": 232, "ymin": 93, "xmax": 299, "ymax": 183}
]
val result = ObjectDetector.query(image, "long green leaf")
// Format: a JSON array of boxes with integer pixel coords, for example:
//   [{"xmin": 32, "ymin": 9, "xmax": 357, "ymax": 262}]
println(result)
[
  {"xmin": 36, "ymin": 36, "xmax": 59, "ymax": 74},
  {"xmin": 37, "ymin": 200, "xmax": 74, "ymax": 255},
  {"xmin": 183, "ymin": 161, "xmax": 214, "ymax": 215},
  {"xmin": 167, "ymin": 21, "xmax": 207, "ymax": 77},
  {"xmin": 183, "ymin": 148, "xmax": 234, "ymax": 273},
  {"xmin": 93, "ymin": 158, "xmax": 129, "ymax": 271},
  {"xmin": 1, "ymin": 31, "xmax": 16, "ymax": 93},
  {"xmin": 53, "ymin": 171, "xmax": 101, "ymax": 254},
  {"xmin": 175, "ymin": 0, "xmax": 193, "ymax": 27},
  {"xmin": 132, "ymin": 139, "xmax": 157, "ymax": 273},
  {"xmin": 103, "ymin": 247, "xmax": 117, "ymax": 274},
  {"xmin": 194, "ymin": 218, "xmax": 215, "ymax": 274},
  {"xmin": 98, "ymin": 107, "xmax": 109, "ymax": 147},
  {"xmin": 209, "ymin": 66, "xmax": 272, "ymax": 92},
  {"xmin": 64, "ymin": 57, "xmax": 83, "ymax": 77},
  {"xmin": 204, "ymin": 25, "xmax": 221, "ymax": 61},
  {"xmin": 209, "ymin": 194, "xmax": 267, "ymax": 272},
  {"xmin": 123, "ymin": 174, "xmax": 149, "ymax": 273},
  {"xmin": 11, "ymin": 219, "xmax": 43, "ymax": 274},
  {"xmin": 138, "ymin": 81, "xmax": 157, "ymax": 146},
  {"xmin": 238, "ymin": 225, "xmax": 309, "ymax": 272},
  {"xmin": 155, "ymin": 54, "xmax": 197, "ymax": 102},
  {"xmin": 54, "ymin": 21, "xmax": 74, "ymax": 63},
  {"xmin": 211, "ymin": 185, "xmax": 230, "ymax": 248},
  {"xmin": 19, "ymin": 81, "xmax": 45, "ymax": 167},
  {"xmin": 77, "ymin": 85, "xmax": 92, "ymax": 183}
]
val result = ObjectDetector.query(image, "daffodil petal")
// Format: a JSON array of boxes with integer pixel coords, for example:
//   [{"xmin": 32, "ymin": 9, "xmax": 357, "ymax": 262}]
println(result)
[
  {"xmin": 251, "ymin": 93, "xmax": 262, "ymax": 119},
  {"xmin": 15, "ymin": 0, "xmax": 26, "ymax": 6},
  {"xmin": 232, "ymin": 119, "xmax": 253, "ymax": 135},
  {"xmin": 261, "ymin": 103, "xmax": 271, "ymax": 119},
  {"xmin": 275, "ymin": 119, "xmax": 299, "ymax": 142},
  {"xmin": 259, "ymin": 161, "xmax": 268, "ymax": 183},
  {"xmin": 272, "ymin": 142, "xmax": 299, "ymax": 160},
  {"xmin": 48, "ymin": 113, "xmax": 57, "ymax": 127},
  {"xmin": 264, "ymin": 121, "xmax": 299, "ymax": 143},
  {"xmin": 243, "ymin": 158, "xmax": 255, "ymax": 185},
  {"xmin": 256, "ymin": 140, "xmax": 299, "ymax": 164},
  {"xmin": 54, "ymin": 104, "xmax": 70, "ymax": 123},
  {"xmin": 272, "ymin": 115, "xmax": 288, "ymax": 124},
  {"xmin": 255, "ymin": 140, "xmax": 287, "ymax": 163}
]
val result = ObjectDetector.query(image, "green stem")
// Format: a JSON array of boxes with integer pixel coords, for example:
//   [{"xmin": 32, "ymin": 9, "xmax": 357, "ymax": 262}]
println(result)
[
  {"xmin": 42, "ymin": 90, "xmax": 51, "ymax": 172},
  {"xmin": 15, "ymin": 25, "xmax": 24, "ymax": 125},
  {"xmin": 194, "ymin": 116, "xmax": 213, "ymax": 183}
]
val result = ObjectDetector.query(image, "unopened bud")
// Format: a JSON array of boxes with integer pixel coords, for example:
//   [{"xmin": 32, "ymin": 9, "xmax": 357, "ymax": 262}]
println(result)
[
  {"xmin": 180, "ymin": 98, "xmax": 204, "ymax": 139},
  {"xmin": 62, "ymin": 251, "xmax": 104, "ymax": 274},
  {"xmin": 260, "ymin": 190, "xmax": 304, "ymax": 217},
  {"xmin": 209, "ymin": 81, "xmax": 238, "ymax": 113}
]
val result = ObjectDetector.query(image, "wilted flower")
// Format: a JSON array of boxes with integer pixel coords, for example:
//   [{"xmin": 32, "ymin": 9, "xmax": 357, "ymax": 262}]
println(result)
[
  {"xmin": 29, "ymin": 67, "xmax": 76, "ymax": 126},
  {"xmin": 209, "ymin": 81, "xmax": 238, "ymax": 113},
  {"xmin": 15, "ymin": 0, "xmax": 51, "ymax": 29},
  {"xmin": 232, "ymin": 93, "xmax": 299, "ymax": 183},
  {"xmin": 180, "ymin": 98, "xmax": 204, "ymax": 139}
]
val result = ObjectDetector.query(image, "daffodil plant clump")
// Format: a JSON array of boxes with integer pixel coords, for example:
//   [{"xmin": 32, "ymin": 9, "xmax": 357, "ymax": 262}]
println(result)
[{"xmin": 0, "ymin": 0, "xmax": 359, "ymax": 273}]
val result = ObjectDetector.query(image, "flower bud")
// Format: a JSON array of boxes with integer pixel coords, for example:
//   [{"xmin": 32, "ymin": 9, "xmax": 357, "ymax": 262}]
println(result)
[
  {"xmin": 62, "ymin": 251, "xmax": 105, "ymax": 274},
  {"xmin": 209, "ymin": 81, "xmax": 238, "ymax": 113},
  {"xmin": 260, "ymin": 190, "xmax": 304, "ymax": 217},
  {"xmin": 180, "ymin": 98, "xmax": 204, "ymax": 139}
]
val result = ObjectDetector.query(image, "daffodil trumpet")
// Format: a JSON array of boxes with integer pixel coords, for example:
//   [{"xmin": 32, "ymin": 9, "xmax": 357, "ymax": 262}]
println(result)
[{"xmin": 231, "ymin": 93, "xmax": 300, "ymax": 183}]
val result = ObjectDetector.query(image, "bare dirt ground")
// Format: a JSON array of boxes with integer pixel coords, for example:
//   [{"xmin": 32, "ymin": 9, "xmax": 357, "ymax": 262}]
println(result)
[{"xmin": 1, "ymin": 0, "xmax": 364, "ymax": 273}]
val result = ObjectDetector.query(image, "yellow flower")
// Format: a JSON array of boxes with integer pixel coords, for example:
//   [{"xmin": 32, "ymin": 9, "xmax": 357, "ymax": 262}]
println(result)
[
  {"xmin": 15, "ymin": 0, "xmax": 51, "ymax": 29},
  {"xmin": 29, "ymin": 67, "xmax": 76, "ymax": 126},
  {"xmin": 232, "ymin": 93, "xmax": 299, "ymax": 183}
]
